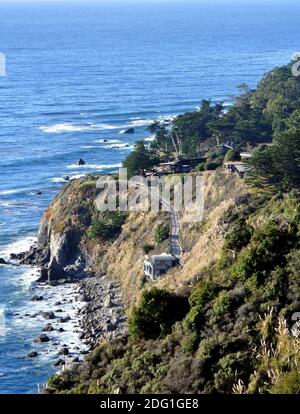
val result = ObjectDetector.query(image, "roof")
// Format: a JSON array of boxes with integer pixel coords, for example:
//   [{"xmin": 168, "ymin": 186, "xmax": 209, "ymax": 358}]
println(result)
[
  {"xmin": 223, "ymin": 161, "xmax": 245, "ymax": 165},
  {"xmin": 240, "ymin": 152, "xmax": 252, "ymax": 159},
  {"xmin": 144, "ymin": 253, "xmax": 176, "ymax": 264}
]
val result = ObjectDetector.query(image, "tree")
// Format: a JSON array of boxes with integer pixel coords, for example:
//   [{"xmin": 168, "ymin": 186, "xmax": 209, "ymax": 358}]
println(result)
[
  {"xmin": 246, "ymin": 129, "xmax": 300, "ymax": 192},
  {"xmin": 123, "ymin": 140, "xmax": 159, "ymax": 177},
  {"xmin": 224, "ymin": 149, "xmax": 241, "ymax": 162},
  {"xmin": 129, "ymin": 288, "xmax": 189, "ymax": 339},
  {"xmin": 88, "ymin": 211, "xmax": 126, "ymax": 240}
]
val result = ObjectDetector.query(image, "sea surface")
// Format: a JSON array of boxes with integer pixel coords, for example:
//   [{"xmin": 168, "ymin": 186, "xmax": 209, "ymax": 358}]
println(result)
[{"xmin": 0, "ymin": 0, "xmax": 299, "ymax": 393}]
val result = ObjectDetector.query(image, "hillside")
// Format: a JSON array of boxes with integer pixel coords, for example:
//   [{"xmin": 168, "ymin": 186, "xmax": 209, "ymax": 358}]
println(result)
[{"xmin": 40, "ymin": 169, "xmax": 300, "ymax": 394}]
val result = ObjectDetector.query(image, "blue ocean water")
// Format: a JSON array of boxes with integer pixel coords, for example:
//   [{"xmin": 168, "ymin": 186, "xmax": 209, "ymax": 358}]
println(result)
[{"xmin": 0, "ymin": 0, "xmax": 299, "ymax": 394}]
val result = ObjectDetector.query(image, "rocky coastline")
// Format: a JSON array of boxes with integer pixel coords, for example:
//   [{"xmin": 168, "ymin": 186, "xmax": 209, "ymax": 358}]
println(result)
[{"xmin": 1, "ymin": 191, "xmax": 127, "ymax": 370}]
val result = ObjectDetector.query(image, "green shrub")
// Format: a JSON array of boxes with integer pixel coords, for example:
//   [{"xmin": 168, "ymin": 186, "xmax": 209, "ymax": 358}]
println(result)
[
  {"xmin": 204, "ymin": 160, "xmax": 222, "ymax": 171},
  {"xmin": 184, "ymin": 281, "xmax": 216, "ymax": 331},
  {"xmin": 212, "ymin": 290, "xmax": 232, "ymax": 318},
  {"xmin": 88, "ymin": 211, "xmax": 126, "ymax": 240},
  {"xmin": 129, "ymin": 288, "xmax": 189, "ymax": 339},
  {"xmin": 224, "ymin": 149, "xmax": 241, "ymax": 162},
  {"xmin": 231, "ymin": 221, "xmax": 295, "ymax": 283},
  {"xmin": 270, "ymin": 370, "xmax": 300, "ymax": 394},
  {"xmin": 142, "ymin": 243, "xmax": 155, "ymax": 254},
  {"xmin": 154, "ymin": 223, "xmax": 170, "ymax": 244},
  {"xmin": 224, "ymin": 218, "xmax": 253, "ymax": 251}
]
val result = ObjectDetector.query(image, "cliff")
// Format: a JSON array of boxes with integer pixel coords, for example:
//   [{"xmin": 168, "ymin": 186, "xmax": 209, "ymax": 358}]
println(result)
[
  {"xmin": 41, "ymin": 169, "xmax": 300, "ymax": 394},
  {"xmin": 33, "ymin": 171, "xmax": 247, "ymax": 309}
]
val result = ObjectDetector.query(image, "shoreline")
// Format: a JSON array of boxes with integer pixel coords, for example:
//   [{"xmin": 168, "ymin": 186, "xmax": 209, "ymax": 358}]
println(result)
[{"xmin": 0, "ymin": 237, "xmax": 127, "ymax": 387}]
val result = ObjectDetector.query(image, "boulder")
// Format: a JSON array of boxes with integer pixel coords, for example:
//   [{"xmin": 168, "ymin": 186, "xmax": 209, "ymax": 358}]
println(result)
[
  {"xmin": 40, "ymin": 311, "xmax": 55, "ymax": 320},
  {"xmin": 0, "ymin": 258, "xmax": 7, "ymax": 265},
  {"xmin": 31, "ymin": 295, "xmax": 44, "ymax": 302},
  {"xmin": 104, "ymin": 295, "xmax": 112, "ymax": 308},
  {"xmin": 122, "ymin": 128, "xmax": 135, "ymax": 134},
  {"xmin": 54, "ymin": 359, "xmax": 65, "ymax": 367},
  {"xmin": 58, "ymin": 347, "xmax": 69, "ymax": 356},
  {"xmin": 58, "ymin": 327, "xmax": 65, "ymax": 333},
  {"xmin": 42, "ymin": 324, "xmax": 54, "ymax": 332},
  {"xmin": 77, "ymin": 158, "xmax": 86, "ymax": 166},
  {"xmin": 59, "ymin": 316, "xmax": 71, "ymax": 323},
  {"xmin": 27, "ymin": 351, "xmax": 38, "ymax": 358},
  {"xmin": 34, "ymin": 334, "xmax": 50, "ymax": 343}
]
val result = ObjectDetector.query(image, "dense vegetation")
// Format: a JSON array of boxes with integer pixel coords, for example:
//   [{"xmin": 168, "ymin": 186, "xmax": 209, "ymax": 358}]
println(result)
[
  {"xmin": 88, "ymin": 211, "xmax": 126, "ymax": 241},
  {"xmin": 123, "ymin": 140, "xmax": 159, "ymax": 177},
  {"xmin": 46, "ymin": 62, "xmax": 300, "ymax": 394},
  {"xmin": 246, "ymin": 129, "xmax": 300, "ymax": 193},
  {"xmin": 47, "ymin": 190, "xmax": 300, "ymax": 394},
  {"xmin": 154, "ymin": 223, "xmax": 170, "ymax": 244},
  {"xmin": 150, "ymin": 62, "xmax": 300, "ymax": 158}
]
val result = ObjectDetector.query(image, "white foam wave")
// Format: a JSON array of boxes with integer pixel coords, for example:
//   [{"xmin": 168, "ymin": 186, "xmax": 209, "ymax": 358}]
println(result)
[
  {"xmin": 39, "ymin": 123, "xmax": 119, "ymax": 134},
  {"xmin": 128, "ymin": 119, "xmax": 154, "ymax": 127},
  {"xmin": 66, "ymin": 163, "xmax": 122, "ymax": 170},
  {"xmin": 144, "ymin": 135, "xmax": 156, "ymax": 142},
  {"xmin": 0, "ymin": 235, "xmax": 36, "ymax": 259},
  {"xmin": 69, "ymin": 174, "xmax": 87, "ymax": 180},
  {"xmin": 103, "ymin": 143, "xmax": 134, "ymax": 150},
  {"xmin": 49, "ymin": 177, "xmax": 67, "ymax": 183},
  {"xmin": 0, "ymin": 187, "xmax": 31, "ymax": 196},
  {"xmin": 49, "ymin": 174, "xmax": 87, "ymax": 183}
]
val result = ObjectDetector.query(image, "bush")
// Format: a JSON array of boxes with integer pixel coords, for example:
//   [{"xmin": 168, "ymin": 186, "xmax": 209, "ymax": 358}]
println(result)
[
  {"xmin": 270, "ymin": 370, "xmax": 300, "ymax": 394},
  {"xmin": 154, "ymin": 223, "xmax": 170, "ymax": 244},
  {"xmin": 184, "ymin": 281, "xmax": 216, "ymax": 331},
  {"xmin": 211, "ymin": 290, "xmax": 232, "ymax": 318},
  {"xmin": 224, "ymin": 149, "xmax": 241, "ymax": 162},
  {"xmin": 231, "ymin": 221, "xmax": 295, "ymax": 283},
  {"xmin": 204, "ymin": 160, "xmax": 222, "ymax": 171},
  {"xmin": 88, "ymin": 211, "xmax": 126, "ymax": 240},
  {"xmin": 142, "ymin": 243, "xmax": 155, "ymax": 254},
  {"xmin": 224, "ymin": 218, "xmax": 253, "ymax": 251},
  {"xmin": 129, "ymin": 288, "xmax": 189, "ymax": 339}
]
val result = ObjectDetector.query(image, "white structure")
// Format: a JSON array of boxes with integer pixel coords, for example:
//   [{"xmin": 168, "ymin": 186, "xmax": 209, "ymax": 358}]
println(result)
[
  {"xmin": 144, "ymin": 253, "xmax": 178, "ymax": 279},
  {"xmin": 223, "ymin": 161, "xmax": 248, "ymax": 178}
]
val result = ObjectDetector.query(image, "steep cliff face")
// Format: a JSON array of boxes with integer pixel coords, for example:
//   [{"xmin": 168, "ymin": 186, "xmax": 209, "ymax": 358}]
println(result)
[
  {"xmin": 33, "ymin": 178, "xmax": 98, "ymax": 281},
  {"xmin": 33, "ymin": 170, "xmax": 248, "ymax": 308}
]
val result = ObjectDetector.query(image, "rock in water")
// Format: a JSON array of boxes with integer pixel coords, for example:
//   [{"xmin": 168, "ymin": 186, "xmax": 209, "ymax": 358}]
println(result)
[
  {"xmin": 77, "ymin": 158, "xmax": 86, "ymax": 166},
  {"xmin": 122, "ymin": 128, "xmax": 135, "ymax": 134},
  {"xmin": 58, "ymin": 347, "xmax": 69, "ymax": 355},
  {"xmin": 30, "ymin": 295, "xmax": 44, "ymax": 302},
  {"xmin": 42, "ymin": 324, "xmax": 54, "ymax": 332},
  {"xmin": 0, "ymin": 258, "xmax": 8, "ymax": 264},
  {"xmin": 34, "ymin": 334, "xmax": 50, "ymax": 343},
  {"xmin": 27, "ymin": 351, "xmax": 38, "ymax": 358},
  {"xmin": 54, "ymin": 359, "xmax": 65, "ymax": 367},
  {"xmin": 40, "ymin": 311, "xmax": 55, "ymax": 320}
]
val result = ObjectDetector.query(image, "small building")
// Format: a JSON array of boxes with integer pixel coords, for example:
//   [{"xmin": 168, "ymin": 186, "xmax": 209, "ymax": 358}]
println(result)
[
  {"xmin": 144, "ymin": 253, "xmax": 178, "ymax": 279},
  {"xmin": 155, "ymin": 158, "xmax": 206, "ymax": 175},
  {"xmin": 223, "ymin": 161, "xmax": 248, "ymax": 178}
]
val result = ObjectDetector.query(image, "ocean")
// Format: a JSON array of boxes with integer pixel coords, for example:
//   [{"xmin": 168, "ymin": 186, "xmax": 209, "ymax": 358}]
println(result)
[{"xmin": 0, "ymin": 0, "xmax": 299, "ymax": 394}]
